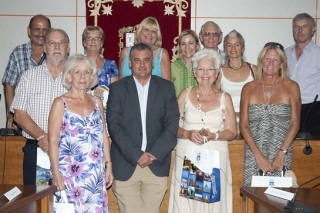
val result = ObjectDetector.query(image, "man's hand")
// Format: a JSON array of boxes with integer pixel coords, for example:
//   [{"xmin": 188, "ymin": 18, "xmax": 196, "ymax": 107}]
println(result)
[
  {"xmin": 137, "ymin": 152, "xmax": 157, "ymax": 168},
  {"xmin": 6, "ymin": 112, "xmax": 17, "ymax": 130},
  {"xmin": 38, "ymin": 134, "xmax": 49, "ymax": 153}
]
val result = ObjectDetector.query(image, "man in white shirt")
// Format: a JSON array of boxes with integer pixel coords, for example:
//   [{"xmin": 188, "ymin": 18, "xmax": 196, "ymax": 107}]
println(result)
[
  {"xmin": 285, "ymin": 13, "xmax": 320, "ymax": 133},
  {"xmin": 199, "ymin": 21, "xmax": 227, "ymax": 65},
  {"xmin": 107, "ymin": 43, "xmax": 179, "ymax": 213},
  {"xmin": 10, "ymin": 28, "xmax": 69, "ymax": 184}
]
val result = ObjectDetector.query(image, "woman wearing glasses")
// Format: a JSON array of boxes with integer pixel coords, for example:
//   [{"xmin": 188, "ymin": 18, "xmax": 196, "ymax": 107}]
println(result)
[
  {"xmin": 82, "ymin": 26, "xmax": 119, "ymax": 94},
  {"xmin": 240, "ymin": 43, "xmax": 301, "ymax": 187},
  {"xmin": 118, "ymin": 16, "xmax": 171, "ymax": 80},
  {"xmin": 215, "ymin": 30, "xmax": 257, "ymax": 133},
  {"xmin": 169, "ymin": 49, "xmax": 236, "ymax": 213}
]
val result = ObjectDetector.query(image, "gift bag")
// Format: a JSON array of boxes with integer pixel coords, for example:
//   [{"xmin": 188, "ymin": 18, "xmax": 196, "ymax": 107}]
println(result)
[
  {"xmin": 54, "ymin": 190, "xmax": 75, "ymax": 213},
  {"xmin": 251, "ymin": 168, "xmax": 293, "ymax": 188},
  {"xmin": 36, "ymin": 148, "xmax": 51, "ymax": 185},
  {"xmin": 179, "ymin": 144, "xmax": 220, "ymax": 203}
]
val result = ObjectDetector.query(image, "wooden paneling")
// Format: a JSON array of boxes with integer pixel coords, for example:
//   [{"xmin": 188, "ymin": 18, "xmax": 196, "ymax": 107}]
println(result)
[{"xmin": 1, "ymin": 136, "xmax": 320, "ymax": 213}]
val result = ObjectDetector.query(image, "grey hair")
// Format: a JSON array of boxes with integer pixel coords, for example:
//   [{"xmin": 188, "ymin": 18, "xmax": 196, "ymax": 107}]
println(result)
[
  {"xmin": 293, "ymin": 13, "xmax": 316, "ymax": 29},
  {"xmin": 61, "ymin": 54, "xmax": 98, "ymax": 91},
  {"xmin": 129, "ymin": 42, "xmax": 153, "ymax": 60},
  {"xmin": 44, "ymin": 28, "xmax": 70, "ymax": 43},
  {"xmin": 192, "ymin": 48, "xmax": 221, "ymax": 70},
  {"xmin": 223, "ymin": 29, "xmax": 245, "ymax": 51},
  {"xmin": 199, "ymin": 21, "xmax": 222, "ymax": 34}
]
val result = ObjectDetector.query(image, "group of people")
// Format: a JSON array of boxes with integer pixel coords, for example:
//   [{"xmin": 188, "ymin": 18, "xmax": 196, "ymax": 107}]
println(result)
[{"xmin": 1, "ymin": 11, "xmax": 319, "ymax": 213}]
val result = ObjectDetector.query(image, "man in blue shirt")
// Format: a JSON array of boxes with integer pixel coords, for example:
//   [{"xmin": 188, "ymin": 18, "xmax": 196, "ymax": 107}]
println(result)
[{"xmin": 2, "ymin": 14, "xmax": 51, "ymax": 129}]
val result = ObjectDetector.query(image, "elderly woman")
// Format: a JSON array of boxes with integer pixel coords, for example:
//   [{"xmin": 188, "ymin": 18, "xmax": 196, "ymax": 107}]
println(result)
[
  {"xmin": 119, "ymin": 16, "xmax": 171, "ymax": 80},
  {"xmin": 240, "ymin": 43, "xmax": 301, "ymax": 187},
  {"xmin": 48, "ymin": 54, "xmax": 113, "ymax": 212},
  {"xmin": 215, "ymin": 30, "xmax": 257, "ymax": 132},
  {"xmin": 82, "ymin": 26, "xmax": 119, "ymax": 98},
  {"xmin": 168, "ymin": 49, "xmax": 236, "ymax": 213},
  {"xmin": 171, "ymin": 30, "xmax": 200, "ymax": 96}
]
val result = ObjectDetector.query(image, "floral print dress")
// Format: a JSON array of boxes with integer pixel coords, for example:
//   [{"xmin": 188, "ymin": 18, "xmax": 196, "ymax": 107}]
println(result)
[{"xmin": 58, "ymin": 97, "xmax": 108, "ymax": 213}]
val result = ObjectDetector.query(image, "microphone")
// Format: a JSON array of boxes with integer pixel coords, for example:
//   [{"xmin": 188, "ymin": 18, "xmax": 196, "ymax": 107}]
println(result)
[
  {"xmin": 296, "ymin": 95, "xmax": 318, "ymax": 140},
  {"xmin": 283, "ymin": 175, "xmax": 320, "ymax": 212}
]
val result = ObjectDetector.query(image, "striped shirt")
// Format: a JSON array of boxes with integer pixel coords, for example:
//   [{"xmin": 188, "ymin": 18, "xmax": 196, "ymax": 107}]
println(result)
[
  {"xmin": 10, "ymin": 62, "xmax": 67, "ymax": 139},
  {"xmin": 2, "ymin": 40, "xmax": 45, "ymax": 86}
]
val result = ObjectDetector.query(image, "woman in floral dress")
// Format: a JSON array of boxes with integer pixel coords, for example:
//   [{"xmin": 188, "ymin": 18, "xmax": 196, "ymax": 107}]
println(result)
[{"xmin": 48, "ymin": 54, "xmax": 113, "ymax": 213}]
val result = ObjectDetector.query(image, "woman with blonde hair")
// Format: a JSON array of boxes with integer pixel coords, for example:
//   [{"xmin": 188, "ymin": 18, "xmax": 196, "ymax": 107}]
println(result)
[
  {"xmin": 240, "ymin": 43, "xmax": 301, "ymax": 187},
  {"xmin": 119, "ymin": 16, "xmax": 171, "ymax": 80},
  {"xmin": 171, "ymin": 30, "xmax": 200, "ymax": 96}
]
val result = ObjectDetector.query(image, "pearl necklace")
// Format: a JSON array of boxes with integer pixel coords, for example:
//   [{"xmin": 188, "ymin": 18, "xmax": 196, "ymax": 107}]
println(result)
[{"xmin": 196, "ymin": 88, "xmax": 211, "ymax": 136}]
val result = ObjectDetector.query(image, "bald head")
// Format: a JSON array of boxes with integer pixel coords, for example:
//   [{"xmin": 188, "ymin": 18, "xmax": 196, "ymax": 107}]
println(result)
[
  {"xmin": 199, "ymin": 21, "xmax": 223, "ymax": 50},
  {"xmin": 29, "ymin": 14, "xmax": 51, "ymax": 29}
]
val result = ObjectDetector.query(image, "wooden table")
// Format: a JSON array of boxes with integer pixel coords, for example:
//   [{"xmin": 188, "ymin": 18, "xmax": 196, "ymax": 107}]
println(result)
[
  {"xmin": 240, "ymin": 187, "xmax": 320, "ymax": 213},
  {"xmin": 2, "ymin": 136, "xmax": 320, "ymax": 213},
  {"xmin": 0, "ymin": 185, "xmax": 56, "ymax": 213}
]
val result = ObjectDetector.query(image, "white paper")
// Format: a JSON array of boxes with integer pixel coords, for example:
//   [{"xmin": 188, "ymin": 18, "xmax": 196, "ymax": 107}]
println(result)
[
  {"xmin": 264, "ymin": 187, "xmax": 294, "ymax": 201},
  {"xmin": 4, "ymin": 186, "xmax": 22, "ymax": 201},
  {"xmin": 126, "ymin": 33, "xmax": 135, "ymax": 47},
  {"xmin": 37, "ymin": 147, "xmax": 51, "ymax": 169}
]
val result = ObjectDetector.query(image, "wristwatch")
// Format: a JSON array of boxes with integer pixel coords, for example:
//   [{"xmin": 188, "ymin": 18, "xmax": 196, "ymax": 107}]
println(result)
[{"xmin": 279, "ymin": 148, "xmax": 287, "ymax": 155}]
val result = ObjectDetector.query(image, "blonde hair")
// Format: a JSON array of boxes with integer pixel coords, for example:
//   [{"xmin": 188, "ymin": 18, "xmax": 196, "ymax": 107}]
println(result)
[
  {"xmin": 134, "ymin": 17, "xmax": 162, "ymax": 47},
  {"xmin": 82, "ymin": 26, "xmax": 105, "ymax": 54},
  {"xmin": 178, "ymin": 30, "xmax": 199, "ymax": 59},
  {"xmin": 62, "ymin": 54, "xmax": 98, "ymax": 91},
  {"xmin": 256, "ymin": 44, "xmax": 289, "ymax": 80}
]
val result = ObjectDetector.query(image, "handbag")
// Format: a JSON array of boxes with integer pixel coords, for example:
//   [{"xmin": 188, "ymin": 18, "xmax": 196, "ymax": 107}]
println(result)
[
  {"xmin": 36, "ymin": 148, "xmax": 51, "ymax": 185},
  {"xmin": 179, "ymin": 137, "xmax": 221, "ymax": 203},
  {"xmin": 53, "ymin": 190, "xmax": 75, "ymax": 213},
  {"xmin": 251, "ymin": 167, "xmax": 293, "ymax": 188}
]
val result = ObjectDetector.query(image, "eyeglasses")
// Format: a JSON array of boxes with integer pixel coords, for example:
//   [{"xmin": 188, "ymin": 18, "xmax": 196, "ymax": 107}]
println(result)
[
  {"xmin": 264, "ymin": 42, "xmax": 284, "ymax": 51},
  {"xmin": 45, "ymin": 40, "xmax": 68, "ymax": 47},
  {"xmin": 202, "ymin": 32, "xmax": 220, "ymax": 38},
  {"xmin": 86, "ymin": 36, "xmax": 102, "ymax": 42},
  {"xmin": 195, "ymin": 67, "xmax": 217, "ymax": 73}
]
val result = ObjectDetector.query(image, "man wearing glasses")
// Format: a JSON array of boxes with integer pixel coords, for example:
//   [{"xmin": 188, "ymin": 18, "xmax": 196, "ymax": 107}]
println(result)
[
  {"xmin": 10, "ymin": 28, "xmax": 69, "ymax": 185},
  {"xmin": 199, "ymin": 21, "xmax": 227, "ymax": 65},
  {"xmin": 2, "ymin": 14, "xmax": 51, "ymax": 131},
  {"xmin": 285, "ymin": 13, "xmax": 320, "ymax": 134}
]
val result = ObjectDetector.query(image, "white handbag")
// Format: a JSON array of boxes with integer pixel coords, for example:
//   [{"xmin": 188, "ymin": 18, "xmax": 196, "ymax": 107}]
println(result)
[
  {"xmin": 251, "ymin": 170, "xmax": 293, "ymax": 188},
  {"xmin": 53, "ymin": 190, "xmax": 75, "ymax": 213}
]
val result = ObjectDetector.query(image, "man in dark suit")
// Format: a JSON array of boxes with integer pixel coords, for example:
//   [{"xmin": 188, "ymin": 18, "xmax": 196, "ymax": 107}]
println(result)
[{"xmin": 107, "ymin": 43, "xmax": 179, "ymax": 213}]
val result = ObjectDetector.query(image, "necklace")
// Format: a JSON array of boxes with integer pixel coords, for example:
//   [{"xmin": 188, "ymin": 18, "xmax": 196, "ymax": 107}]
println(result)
[
  {"xmin": 228, "ymin": 59, "xmax": 243, "ymax": 70},
  {"xmin": 262, "ymin": 78, "xmax": 279, "ymax": 107},
  {"xmin": 196, "ymin": 88, "xmax": 211, "ymax": 136}
]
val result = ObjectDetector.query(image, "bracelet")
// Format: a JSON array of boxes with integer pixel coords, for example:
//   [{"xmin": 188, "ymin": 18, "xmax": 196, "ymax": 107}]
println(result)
[
  {"xmin": 214, "ymin": 132, "xmax": 219, "ymax": 141},
  {"xmin": 37, "ymin": 134, "xmax": 46, "ymax": 141}
]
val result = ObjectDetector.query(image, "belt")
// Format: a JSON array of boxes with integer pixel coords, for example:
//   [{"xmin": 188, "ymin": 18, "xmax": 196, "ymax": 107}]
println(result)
[{"xmin": 26, "ymin": 139, "xmax": 38, "ymax": 146}]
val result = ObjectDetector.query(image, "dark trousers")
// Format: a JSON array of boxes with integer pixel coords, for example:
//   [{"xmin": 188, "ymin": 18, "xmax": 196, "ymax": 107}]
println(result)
[
  {"xmin": 299, "ymin": 101, "xmax": 320, "ymax": 133},
  {"xmin": 22, "ymin": 139, "xmax": 38, "ymax": 185}
]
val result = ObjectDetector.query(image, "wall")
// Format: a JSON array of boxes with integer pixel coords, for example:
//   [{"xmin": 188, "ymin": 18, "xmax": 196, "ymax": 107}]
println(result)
[{"xmin": 0, "ymin": 0, "xmax": 319, "ymax": 126}]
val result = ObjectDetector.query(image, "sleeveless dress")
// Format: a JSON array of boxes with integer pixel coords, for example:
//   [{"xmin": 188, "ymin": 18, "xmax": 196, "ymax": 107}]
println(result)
[
  {"xmin": 243, "ymin": 103, "xmax": 293, "ymax": 187},
  {"xmin": 58, "ymin": 97, "xmax": 108, "ymax": 213},
  {"xmin": 168, "ymin": 88, "xmax": 233, "ymax": 213},
  {"xmin": 220, "ymin": 65, "xmax": 254, "ymax": 113},
  {"xmin": 96, "ymin": 59, "xmax": 118, "ymax": 87},
  {"xmin": 121, "ymin": 47, "xmax": 162, "ymax": 77}
]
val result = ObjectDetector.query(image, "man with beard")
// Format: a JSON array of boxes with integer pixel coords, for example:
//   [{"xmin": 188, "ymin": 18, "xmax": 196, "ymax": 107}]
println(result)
[
  {"xmin": 2, "ymin": 14, "xmax": 51, "ymax": 130},
  {"xmin": 10, "ymin": 28, "xmax": 69, "ymax": 185},
  {"xmin": 285, "ymin": 13, "xmax": 320, "ymax": 134}
]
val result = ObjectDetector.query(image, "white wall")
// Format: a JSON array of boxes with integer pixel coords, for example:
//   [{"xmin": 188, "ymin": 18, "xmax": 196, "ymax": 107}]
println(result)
[{"xmin": 0, "ymin": 0, "xmax": 319, "ymax": 127}]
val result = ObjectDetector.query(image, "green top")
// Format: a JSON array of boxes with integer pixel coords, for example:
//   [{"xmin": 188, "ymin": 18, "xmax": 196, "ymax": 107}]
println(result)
[{"xmin": 171, "ymin": 58, "xmax": 198, "ymax": 97}]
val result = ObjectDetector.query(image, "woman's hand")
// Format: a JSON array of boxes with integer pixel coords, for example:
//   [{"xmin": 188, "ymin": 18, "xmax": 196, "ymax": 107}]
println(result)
[
  {"xmin": 254, "ymin": 153, "xmax": 273, "ymax": 173},
  {"xmin": 188, "ymin": 130, "xmax": 205, "ymax": 145},
  {"xmin": 271, "ymin": 151, "xmax": 285, "ymax": 171},
  {"xmin": 52, "ymin": 173, "xmax": 66, "ymax": 191},
  {"xmin": 93, "ymin": 87, "xmax": 106, "ymax": 97},
  {"xmin": 105, "ymin": 163, "xmax": 114, "ymax": 188}
]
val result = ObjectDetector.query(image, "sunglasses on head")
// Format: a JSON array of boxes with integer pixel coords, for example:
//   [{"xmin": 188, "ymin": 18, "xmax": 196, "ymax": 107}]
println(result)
[{"xmin": 264, "ymin": 42, "xmax": 284, "ymax": 51}]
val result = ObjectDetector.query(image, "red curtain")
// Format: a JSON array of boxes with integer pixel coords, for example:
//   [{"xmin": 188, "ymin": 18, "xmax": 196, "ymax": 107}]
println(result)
[{"xmin": 85, "ymin": 0, "xmax": 191, "ymax": 63}]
